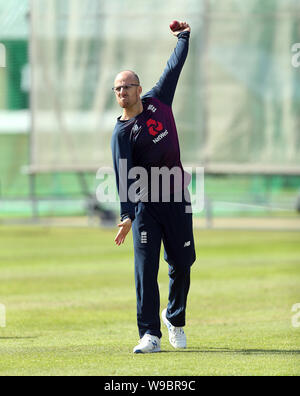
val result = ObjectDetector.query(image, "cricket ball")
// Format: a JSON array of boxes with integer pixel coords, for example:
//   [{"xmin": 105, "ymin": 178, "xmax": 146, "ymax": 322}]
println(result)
[{"xmin": 170, "ymin": 20, "xmax": 180, "ymax": 32}]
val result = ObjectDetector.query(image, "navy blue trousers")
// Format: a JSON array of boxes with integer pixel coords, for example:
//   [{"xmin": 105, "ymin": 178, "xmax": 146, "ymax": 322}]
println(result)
[{"xmin": 132, "ymin": 189, "xmax": 196, "ymax": 339}]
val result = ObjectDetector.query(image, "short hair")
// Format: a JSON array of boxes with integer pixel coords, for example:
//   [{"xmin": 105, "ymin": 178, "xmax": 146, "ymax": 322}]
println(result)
[
  {"xmin": 116, "ymin": 70, "xmax": 140, "ymax": 85},
  {"xmin": 130, "ymin": 71, "xmax": 140, "ymax": 85}
]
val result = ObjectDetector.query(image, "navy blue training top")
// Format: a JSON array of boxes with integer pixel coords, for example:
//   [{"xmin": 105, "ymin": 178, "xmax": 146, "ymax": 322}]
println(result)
[{"xmin": 111, "ymin": 31, "xmax": 191, "ymax": 221}]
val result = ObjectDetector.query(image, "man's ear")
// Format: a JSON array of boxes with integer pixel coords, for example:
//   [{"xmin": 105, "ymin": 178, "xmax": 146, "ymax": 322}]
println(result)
[{"xmin": 138, "ymin": 86, "xmax": 142, "ymax": 95}]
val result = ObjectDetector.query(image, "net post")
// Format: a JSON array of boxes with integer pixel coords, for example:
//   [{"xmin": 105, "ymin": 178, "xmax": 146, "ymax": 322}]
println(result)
[
  {"xmin": 205, "ymin": 195, "xmax": 213, "ymax": 229},
  {"xmin": 28, "ymin": 0, "xmax": 39, "ymax": 222},
  {"xmin": 29, "ymin": 172, "xmax": 39, "ymax": 222}
]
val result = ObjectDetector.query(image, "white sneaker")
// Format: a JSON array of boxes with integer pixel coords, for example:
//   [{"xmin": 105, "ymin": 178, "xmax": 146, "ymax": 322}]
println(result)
[
  {"xmin": 133, "ymin": 334, "xmax": 161, "ymax": 354},
  {"xmin": 162, "ymin": 308, "xmax": 187, "ymax": 349}
]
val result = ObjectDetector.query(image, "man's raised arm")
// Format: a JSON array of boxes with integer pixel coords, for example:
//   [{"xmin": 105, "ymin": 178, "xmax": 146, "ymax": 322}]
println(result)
[{"xmin": 144, "ymin": 22, "xmax": 191, "ymax": 106}]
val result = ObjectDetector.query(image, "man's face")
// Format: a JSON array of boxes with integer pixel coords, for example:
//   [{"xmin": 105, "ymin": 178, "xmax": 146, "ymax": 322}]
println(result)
[{"xmin": 113, "ymin": 72, "xmax": 142, "ymax": 109}]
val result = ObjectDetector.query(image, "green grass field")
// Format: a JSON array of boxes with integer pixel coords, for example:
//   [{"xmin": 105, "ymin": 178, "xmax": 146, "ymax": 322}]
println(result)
[{"xmin": 0, "ymin": 226, "xmax": 299, "ymax": 376}]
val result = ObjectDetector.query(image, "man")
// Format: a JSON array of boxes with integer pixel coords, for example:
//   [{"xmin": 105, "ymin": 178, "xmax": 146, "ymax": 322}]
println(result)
[{"xmin": 111, "ymin": 21, "xmax": 196, "ymax": 354}]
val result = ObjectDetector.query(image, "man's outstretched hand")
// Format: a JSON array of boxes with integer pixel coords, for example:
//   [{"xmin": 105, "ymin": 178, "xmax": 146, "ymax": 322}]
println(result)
[
  {"xmin": 171, "ymin": 21, "xmax": 191, "ymax": 37},
  {"xmin": 114, "ymin": 218, "xmax": 132, "ymax": 246}
]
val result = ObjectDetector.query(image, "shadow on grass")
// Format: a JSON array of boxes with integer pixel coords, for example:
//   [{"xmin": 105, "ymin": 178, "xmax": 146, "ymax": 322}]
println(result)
[
  {"xmin": 0, "ymin": 337, "xmax": 38, "ymax": 340},
  {"xmin": 160, "ymin": 347, "xmax": 300, "ymax": 355}
]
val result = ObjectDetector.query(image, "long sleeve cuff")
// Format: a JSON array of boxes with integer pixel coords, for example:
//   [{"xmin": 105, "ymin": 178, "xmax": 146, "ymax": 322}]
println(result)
[
  {"xmin": 121, "ymin": 213, "xmax": 135, "ymax": 222},
  {"xmin": 177, "ymin": 31, "xmax": 190, "ymax": 40}
]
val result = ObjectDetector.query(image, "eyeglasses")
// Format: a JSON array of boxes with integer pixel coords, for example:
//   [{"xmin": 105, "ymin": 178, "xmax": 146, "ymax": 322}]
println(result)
[{"xmin": 112, "ymin": 84, "xmax": 140, "ymax": 93}]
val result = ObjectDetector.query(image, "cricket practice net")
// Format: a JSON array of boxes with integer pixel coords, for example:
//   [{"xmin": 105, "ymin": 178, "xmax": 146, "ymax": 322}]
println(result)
[{"xmin": 29, "ymin": 0, "xmax": 300, "ymax": 175}]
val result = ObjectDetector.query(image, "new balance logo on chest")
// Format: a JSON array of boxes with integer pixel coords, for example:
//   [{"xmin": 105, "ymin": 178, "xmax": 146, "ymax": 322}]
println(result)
[{"xmin": 147, "ymin": 104, "xmax": 157, "ymax": 113}]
